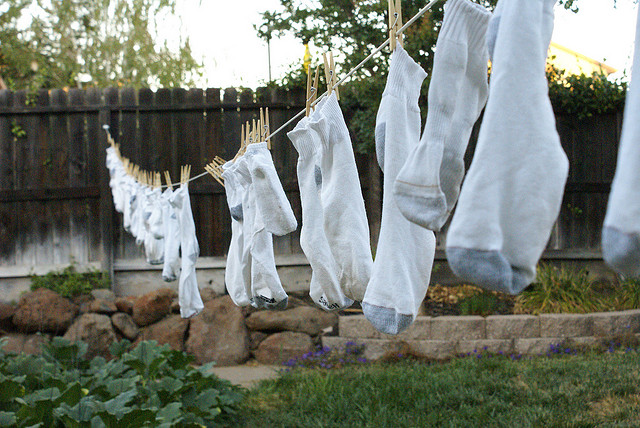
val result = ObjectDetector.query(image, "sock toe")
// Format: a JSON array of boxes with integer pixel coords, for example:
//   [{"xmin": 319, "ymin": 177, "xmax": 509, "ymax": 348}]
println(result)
[
  {"xmin": 603, "ymin": 226, "xmax": 640, "ymax": 277},
  {"xmin": 446, "ymin": 247, "xmax": 515, "ymax": 294},
  {"xmin": 361, "ymin": 302, "xmax": 414, "ymax": 335}
]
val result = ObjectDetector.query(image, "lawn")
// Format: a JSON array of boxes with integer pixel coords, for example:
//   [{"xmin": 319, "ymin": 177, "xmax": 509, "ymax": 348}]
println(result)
[{"xmin": 239, "ymin": 349, "xmax": 640, "ymax": 427}]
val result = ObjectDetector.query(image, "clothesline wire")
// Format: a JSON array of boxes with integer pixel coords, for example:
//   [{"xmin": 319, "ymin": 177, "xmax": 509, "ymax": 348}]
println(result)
[{"xmin": 105, "ymin": 0, "xmax": 441, "ymax": 188}]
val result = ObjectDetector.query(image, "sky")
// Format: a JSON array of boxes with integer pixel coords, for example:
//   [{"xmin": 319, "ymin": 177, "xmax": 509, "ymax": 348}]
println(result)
[{"xmin": 176, "ymin": 0, "xmax": 638, "ymax": 89}]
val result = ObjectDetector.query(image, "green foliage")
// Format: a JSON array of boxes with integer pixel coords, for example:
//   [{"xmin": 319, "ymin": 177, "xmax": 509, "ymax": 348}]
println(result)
[
  {"xmin": 0, "ymin": 338, "xmax": 244, "ymax": 427},
  {"xmin": 547, "ymin": 64, "xmax": 627, "ymax": 120},
  {"xmin": 516, "ymin": 264, "xmax": 640, "ymax": 315},
  {"xmin": 29, "ymin": 265, "xmax": 110, "ymax": 298},
  {"xmin": 0, "ymin": 0, "xmax": 203, "ymax": 91},
  {"xmin": 241, "ymin": 351, "xmax": 640, "ymax": 426}
]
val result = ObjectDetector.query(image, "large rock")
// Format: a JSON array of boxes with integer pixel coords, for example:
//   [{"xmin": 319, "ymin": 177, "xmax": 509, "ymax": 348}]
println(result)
[
  {"xmin": 63, "ymin": 313, "xmax": 117, "ymax": 359},
  {"xmin": 132, "ymin": 288, "xmax": 176, "ymax": 327},
  {"xmin": 254, "ymin": 332, "xmax": 314, "ymax": 365},
  {"xmin": 13, "ymin": 288, "xmax": 78, "ymax": 334},
  {"xmin": 91, "ymin": 289, "xmax": 116, "ymax": 301},
  {"xmin": 186, "ymin": 295, "xmax": 249, "ymax": 366},
  {"xmin": 1, "ymin": 333, "xmax": 50, "ymax": 355},
  {"xmin": 111, "ymin": 312, "xmax": 140, "ymax": 341},
  {"xmin": 81, "ymin": 299, "xmax": 118, "ymax": 315},
  {"xmin": 135, "ymin": 314, "xmax": 189, "ymax": 352},
  {"xmin": 245, "ymin": 306, "xmax": 338, "ymax": 336},
  {"xmin": 115, "ymin": 297, "xmax": 135, "ymax": 315},
  {"xmin": 0, "ymin": 302, "xmax": 16, "ymax": 331}
]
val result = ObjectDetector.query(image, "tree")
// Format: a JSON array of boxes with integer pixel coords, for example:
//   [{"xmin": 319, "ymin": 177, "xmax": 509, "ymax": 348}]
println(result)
[
  {"xmin": 256, "ymin": 0, "xmax": 585, "ymax": 153},
  {"xmin": 0, "ymin": 0, "xmax": 203, "ymax": 92}
]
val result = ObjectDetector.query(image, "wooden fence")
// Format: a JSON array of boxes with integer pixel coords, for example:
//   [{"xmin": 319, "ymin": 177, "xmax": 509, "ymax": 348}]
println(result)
[{"xmin": 0, "ymin": 86, "xmax": 624, "ymax": 279}]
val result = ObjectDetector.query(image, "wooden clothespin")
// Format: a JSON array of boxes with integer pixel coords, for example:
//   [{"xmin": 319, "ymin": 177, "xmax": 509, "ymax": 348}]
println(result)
[
  {"xmin": 323, "ymin": 52, "xmax": 340, "ymax": 100},
  {"xmin": 214, "ymin": 156, "xmax": 226, "ymax": 165},
  {"xmin": 306, "ymin": 66, "xmax": 321, "ymax": 117},
  {"xmin": 205, "ymin": 162, "xmax": 225, "ymax": 187},
  {"xmin": 264, "ymin": 107, "xmax": 271, "ymax": 150},
  {"xmin": 389, "ymin": 0, "xmax": 403, "ymax": 52},
  {"xmin": 164, "ymin": 171, "xmax": 173, "ymax": 190}
]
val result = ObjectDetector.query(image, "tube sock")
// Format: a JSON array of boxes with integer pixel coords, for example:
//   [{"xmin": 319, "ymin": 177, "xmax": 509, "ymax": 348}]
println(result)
[
  {"xmin": 236, "ymin": 156, "xmax": 289, "ymax": 310},
  {"xmin": 161, "ymin": 188, "xmax": 181, "ymax": 282},
  {"xmin": 169, "ymin": 183, "xmax": 204, "ymax": 318},
  {"xmin": 245, "ymin": 142, "xmax": 298, "ymax": 236},
  {"xmin": 308, "ymin": 93, "xmax": 373, "ymax": 302},
  {"xmin": 288, "ymin": 114, "xmax": 353, "ymax": 311},
  {"xmin": 361, "ymin": 46, "xmax": 436, "ymax": 334},
  {"xmin": 221, "ymin": 161, "xmax": 252, "ymax": 306},
  {"xmin": 394, "ymin": 0, "xmax": 491, "ymax": 231},
  {"xmin": 602, "ymin": 5, "xmax": 640, "ymax": 277},
  {"xmin": 446, "ymin": 0, "xmax": 568, "ymax": 295}
]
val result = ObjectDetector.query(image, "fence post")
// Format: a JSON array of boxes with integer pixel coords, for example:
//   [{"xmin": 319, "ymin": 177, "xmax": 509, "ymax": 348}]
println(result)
[{"xmin": 98, "ymin": 89, "xmax": 116, "ymax": 288}]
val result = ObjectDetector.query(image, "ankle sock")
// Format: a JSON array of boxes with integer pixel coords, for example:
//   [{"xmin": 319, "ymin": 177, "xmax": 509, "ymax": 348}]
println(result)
[{"xmin": 308, "ymin": 93, "xmax": 373, "ymax": 302}]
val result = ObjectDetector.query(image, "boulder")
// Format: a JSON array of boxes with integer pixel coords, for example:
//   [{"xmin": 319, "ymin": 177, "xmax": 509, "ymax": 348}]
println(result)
[
  {"xmin": 132, "ymin": 288, "xmax": 176, "ymax": 327},
  {"xmin": 199, "ymin": 288, "xmax": 218, "ymax": 302},
  {"xmin": 111, "ymin": 313, "xmax": 140, "ymax": 341},
  {"xmin": 135, "ymin": 314, "xmax": 189, "ymax": 352},
  {"xmin": 115, "ymin": 297, "xmax": 135, "ymax": 315},
  {"xmin": 186, "ymin": 295, "xmax": 249, "ymax": 366},
  {"xmin": 13, "ymin": 288, "xmax": 78, "ymax": 334},
  {"xmin": 91, "ymin": 289, "xmax": 116, "ymax": 301},
  {"xmin": 63, "ymin": 313, "xmax": 117, "ymax": 359},
  {"xmin": 1, "ymin": 333, "xmax": 49, "ymax": 355},
  {"xmin": 246, "ymin": 306, "xmax": 338, "ymax": 336},
  {"xmin": 0, "ymin": 302, "xmax": 16, "ymax": 331},
  {"xmin": 81, "ymin": 299, "xmax": 118, "ymax": 315},
  {"xmin": 254, "ymin": 332, "xmax": 314, "ymax": 365},
  {"xmin": 249, "ymin": 331, "xmax": 268, "ymax": 351}
]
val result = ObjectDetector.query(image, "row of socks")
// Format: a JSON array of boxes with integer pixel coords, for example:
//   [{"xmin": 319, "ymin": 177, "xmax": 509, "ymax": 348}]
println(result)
[
  {"xmin": 361, "ymin": 44, "xmax": 436, "ymax": 335},
  {"xmin": 221, "ymin": 142, "xmax": 297, "ymax": 310},
  {"xmin": 288, "ymin": 93, "xmax": 373, "ymax": 311},
  {"xmin": 104, "ymin": 148, "xmax": 204, "ymax": 318},
  {"xmin": 602, "ymin": 5, "xmax": 640, "ymax": 276}
]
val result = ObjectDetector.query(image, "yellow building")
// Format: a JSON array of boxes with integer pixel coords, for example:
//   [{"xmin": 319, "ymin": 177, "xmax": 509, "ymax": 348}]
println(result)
[{"xmin": 547, "ymin": 41, "xmax": 617, "ymax": 76}]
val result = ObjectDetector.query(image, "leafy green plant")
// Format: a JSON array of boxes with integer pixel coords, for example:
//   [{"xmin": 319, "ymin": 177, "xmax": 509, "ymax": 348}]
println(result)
[
  {"xmin": 0, "ymin": 338, "xmax": 244, "ymax": 427},
  {"xmin": 458, "ymin": 291, "xmax": 505, "ymax": 317},
  {"xmin": 547, "ymin": 64, "xmax": 627, "ymax": 120},
  {"xmin": 30, "ymin": 264, "xmax": 110, "ymax": 298}
]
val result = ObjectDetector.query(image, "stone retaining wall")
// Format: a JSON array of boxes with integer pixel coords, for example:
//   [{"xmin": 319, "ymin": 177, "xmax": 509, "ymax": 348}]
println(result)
[{"xmin": 323, "ymin": 311, "xmax": 640, "ymax": 360}]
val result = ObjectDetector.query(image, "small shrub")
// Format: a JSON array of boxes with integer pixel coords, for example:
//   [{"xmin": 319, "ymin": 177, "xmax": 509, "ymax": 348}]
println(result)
[
  {"xmin": 515, "ymin": 264, "xmax": 606, "ymax": 314},
  {"xmin": 458, "ymin": 291, "xmax": 504, "ymax": 317},
  {"xmin": 30, "ymin": 264, "xmax": 110, "ymax": 298}
]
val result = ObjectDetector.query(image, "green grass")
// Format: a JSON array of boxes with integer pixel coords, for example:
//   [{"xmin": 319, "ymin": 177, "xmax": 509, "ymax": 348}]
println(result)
[{"xmin": 238, "ymin": 351, "xmax": 640, "ymax": 427}]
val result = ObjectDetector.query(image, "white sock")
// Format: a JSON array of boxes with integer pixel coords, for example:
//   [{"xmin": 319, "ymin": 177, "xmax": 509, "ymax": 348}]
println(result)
[
  {"xmin": 169, "ymin": 183, "xmax": 204, "ymax": 318},
  {"xmin": 161, "ymin": 188, "xmax": 181, "ymax": 282},
  {"xmin": 143, "ymin": 187, "xmax": 164, "ymax": 265},
  {"xmin": 394, "ymin": 0, "xmax": 491, "ymax": 231},
  {"xmin": 361, "ymin": 46, "xmax": 436, "ymax": 334},
  {"xmin": 308, "ymin": 93, "xmax": 373, "ymax": 302},
  {"xmin": 221, "ymin": 161, "xmax": 252, "ymax": 306},
  {"xmin": 122, "ymin": 176, "xmax": 136, "ymax": 234},
  {"xmin": 236, "ymin": 156, "xmax": 289, "ymax": 310},
  {"xmin": 245, "ymin": 142, "xmax": 298, "ymax": 236},
  {"xmin": 446, "ymin": 0, "xmax": 568, "ymax": 295},
  {"xmin": 602, "ymin": 6, "xmax": 640, "ymax": 277},
  {"xmin": 288, "ymin": 113, "xmax": 354, "ymax": 311}
]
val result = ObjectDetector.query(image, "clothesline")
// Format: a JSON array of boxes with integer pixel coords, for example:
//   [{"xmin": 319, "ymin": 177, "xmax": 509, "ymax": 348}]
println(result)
[{"xmin": 104, "ymin": 0, "xmax": 441, "ymax": 188}]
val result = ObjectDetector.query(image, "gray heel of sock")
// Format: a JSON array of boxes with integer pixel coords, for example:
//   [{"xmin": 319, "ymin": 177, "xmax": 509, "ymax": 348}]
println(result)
[
  {"xmin": 361, "ymin": 302, "xmax": 414, "ymax": 335},
  {"xmin": 446, "ymin": 247, "xmax": 531, "ymax": 295},
  {"xmin": 603, "ymin": 226, "xmax": 640, "ymax": 277}
]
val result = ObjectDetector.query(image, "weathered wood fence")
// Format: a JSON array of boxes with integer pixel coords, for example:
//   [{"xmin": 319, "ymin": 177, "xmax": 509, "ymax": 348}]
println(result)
[{"xmin": 0, "ymin": 86, "xmax": 623, "ymax": 280}]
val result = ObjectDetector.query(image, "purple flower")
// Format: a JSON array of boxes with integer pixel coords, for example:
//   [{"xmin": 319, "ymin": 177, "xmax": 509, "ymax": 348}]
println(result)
[{"xmin": 357, "ymin": 357, "xmax": 367, "ymax": 363}]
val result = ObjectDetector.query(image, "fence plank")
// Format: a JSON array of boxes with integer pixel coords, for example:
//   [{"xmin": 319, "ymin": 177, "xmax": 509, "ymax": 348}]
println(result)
[{"xmin": 0, "ymin": 91, "xmax": 16, "ymax": 265}]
